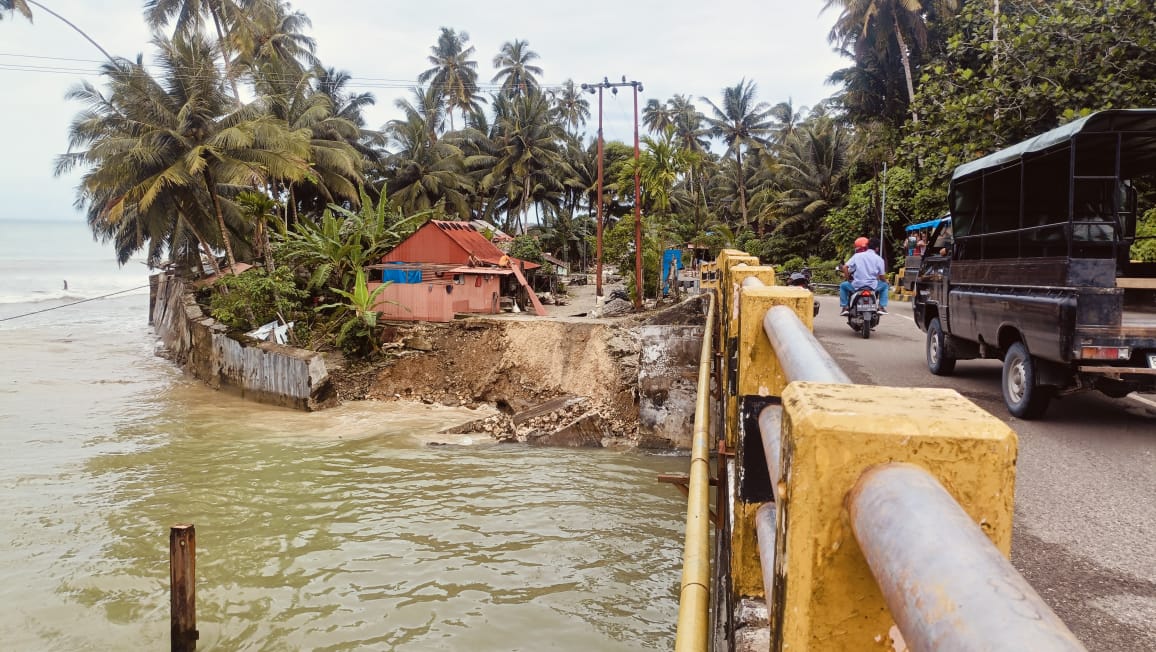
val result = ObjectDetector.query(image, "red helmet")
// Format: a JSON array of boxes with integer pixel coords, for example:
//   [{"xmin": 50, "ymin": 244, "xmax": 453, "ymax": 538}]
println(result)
[{"xmin": 854, "ymin": 237, "xmax": 869, "ymax": 248}]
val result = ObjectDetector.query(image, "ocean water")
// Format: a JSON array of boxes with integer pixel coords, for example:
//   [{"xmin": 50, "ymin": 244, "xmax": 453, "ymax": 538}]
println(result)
[{"xmin": 0, "ymin": 220, "xmax": 688, "ymax": 650}]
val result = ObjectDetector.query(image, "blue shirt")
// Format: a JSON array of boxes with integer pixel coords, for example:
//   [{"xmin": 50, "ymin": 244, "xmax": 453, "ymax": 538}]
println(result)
[{"xmin": 846, "ymin": 249, "xmax": 886, "ymax": 290}]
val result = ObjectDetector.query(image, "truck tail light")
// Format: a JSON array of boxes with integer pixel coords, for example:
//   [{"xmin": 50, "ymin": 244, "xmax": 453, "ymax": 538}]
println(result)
[{"xmin": 1079, "ymin": 346, "xmax": 1131, "ymax": 360}]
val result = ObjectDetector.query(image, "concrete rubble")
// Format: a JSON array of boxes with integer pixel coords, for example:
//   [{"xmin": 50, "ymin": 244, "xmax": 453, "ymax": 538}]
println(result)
[{"xmin": 440, "ymin": 394, "xmax": 608, "ymax": 447}]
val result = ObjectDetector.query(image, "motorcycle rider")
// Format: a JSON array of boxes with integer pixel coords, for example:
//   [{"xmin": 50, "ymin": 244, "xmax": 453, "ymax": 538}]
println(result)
[{"xmin": 839, "ymin": 236, "xmax": 889, "ymax": 316}]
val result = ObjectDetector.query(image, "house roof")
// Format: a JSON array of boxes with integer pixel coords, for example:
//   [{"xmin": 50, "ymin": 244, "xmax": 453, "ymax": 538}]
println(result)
[
  {"xmin": 432, "ymin": 220, "xmax": 507, "ymax": 264},
  {"xmin": 382, "ymin": 220, "xmax": 538, "ymax": 269}
]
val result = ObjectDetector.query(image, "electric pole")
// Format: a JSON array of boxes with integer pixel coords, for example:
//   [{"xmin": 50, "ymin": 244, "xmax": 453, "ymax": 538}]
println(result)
[{"xmin": 581, "ymin": 76, "xmax": 644, "ymax": 306}]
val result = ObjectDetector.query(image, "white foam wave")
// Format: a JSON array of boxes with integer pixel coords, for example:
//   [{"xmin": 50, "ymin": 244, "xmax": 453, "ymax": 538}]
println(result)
[{"xmin": 0, "ymin": 284, "xmax": 150, "ymax": 305}]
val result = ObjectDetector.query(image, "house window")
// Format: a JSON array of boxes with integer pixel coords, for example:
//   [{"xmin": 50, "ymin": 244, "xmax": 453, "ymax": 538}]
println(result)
[{"xmin": 453, "ymin": 274, "xmax": 464, "ymax": 285}]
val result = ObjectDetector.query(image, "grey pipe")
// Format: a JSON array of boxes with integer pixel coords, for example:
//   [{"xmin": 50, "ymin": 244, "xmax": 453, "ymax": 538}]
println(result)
[{"xmin": 848, "ymin": 463, "xmax": 1087, "ymax": 652}]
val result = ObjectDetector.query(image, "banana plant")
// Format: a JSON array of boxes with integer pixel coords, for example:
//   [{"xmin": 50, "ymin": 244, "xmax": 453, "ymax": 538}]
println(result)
[{"xmin": 318, "ymin": 268, "xmax": 394, "ymax": 355}]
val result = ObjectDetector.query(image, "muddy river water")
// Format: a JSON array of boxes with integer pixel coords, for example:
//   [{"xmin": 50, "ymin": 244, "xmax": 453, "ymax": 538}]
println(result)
[{"xmin": 0, "ymin": 292, "xmax": 688, "ymax": 650}]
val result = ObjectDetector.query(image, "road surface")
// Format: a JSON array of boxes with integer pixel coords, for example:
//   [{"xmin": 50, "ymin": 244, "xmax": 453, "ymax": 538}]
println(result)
[{"xmin": 811, "ymin": 293, "xmax": 1156, "ymax": 651}]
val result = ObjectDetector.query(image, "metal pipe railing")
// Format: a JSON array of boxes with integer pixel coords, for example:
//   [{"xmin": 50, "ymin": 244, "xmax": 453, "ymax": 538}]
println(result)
[
  {"xmin": 741, "ymin": 275, "xmax": 850, "ymax": 385},
  {"xmin": 763, "ymin": 305, "xmax": 851, "ymax": 384},
  {"xmin": 848, "ymin": 463, "xmax": 1087, "ymax": 652},
  {"xmin": 673, "ymin": 292, "xmax": 716, "ymax": 652}
]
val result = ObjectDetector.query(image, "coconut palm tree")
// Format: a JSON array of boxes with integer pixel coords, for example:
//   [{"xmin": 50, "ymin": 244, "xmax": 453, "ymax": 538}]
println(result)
[
  {"xmin": 418, "ymin": 27, "xmax": 481, "ymax": 131},
  {"xmin": 492, "ymin": 39, "xmax": 542, "ymax": 99},
  {"xmin": 642, "ymin": 99, "xmax": 675, "ymax": 135},
  {"xmin": 701, "ymin": 79, "xmax": 774, "ymax": 228},
  {"xmin": 824, "ymin": 0, "xmax": 961, "ymax": 125},
  {"xmin": 484, "ymin": 89, "xmax": 568, "ymax": 234},
  {"xmin": 143, "ymin": 0, "xmax": 246, "ymax": 100},
  {"xmin": 56, "ymin": 33, "xmax": 311, "ymax": 273},
  {"xmin": 552, "ymin": 79, "xmax": 590, "ymax": 139},
  {"xmin": 384, "ymin": 95, "xmax": 475, "ymax": 217},
  {"xmin": 775, "ymin": 113, "xmax": 852, "ymax": 251},
  {"xmin": 227, "ymin": 0, "xmax": 317, "ymax": 77},
  {"xmin": 1, "ymin": 0, "xmax": 31, "ymax": 21},
  {"xmin": 254, "ymin": 63, "xmax": 364, "ymax": 219}
]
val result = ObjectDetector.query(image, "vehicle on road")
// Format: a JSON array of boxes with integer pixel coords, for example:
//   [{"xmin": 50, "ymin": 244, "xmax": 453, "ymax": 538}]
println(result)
[
  {"xmin": 914, "ymin": 109, "xmax": 1156, "ymax": 418},
  {"xmin": 846, "ymin": 287, "xmax": 880, "ymax": 338},
  {"xmin": 784, "ymin": 267, "xmax": 821, "ymax": 317}
]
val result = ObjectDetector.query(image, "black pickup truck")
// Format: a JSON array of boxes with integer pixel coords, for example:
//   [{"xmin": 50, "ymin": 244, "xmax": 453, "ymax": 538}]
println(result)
[{"xmin": 914, "ymin": 109, "xmax": 1156, "ymax": 418}]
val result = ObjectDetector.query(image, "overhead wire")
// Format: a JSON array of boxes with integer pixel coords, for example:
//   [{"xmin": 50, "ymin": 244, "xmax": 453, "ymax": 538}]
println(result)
[
  {"xmin": 0, "ymin": 52, "xmax": 571, "ymax": 93},
  {"xmin": 0, "ymin": 285, "xmax": 152, "ymax": 322}
]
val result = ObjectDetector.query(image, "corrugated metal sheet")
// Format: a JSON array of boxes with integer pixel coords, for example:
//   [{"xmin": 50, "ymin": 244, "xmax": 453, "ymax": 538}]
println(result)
[
  {"xmin": 151, "ymin": 274, "xmax": 333, "ymax": 410},
  {"xmin": 382, "ymin": 220, "xmax": 539, "ymax": 269}
]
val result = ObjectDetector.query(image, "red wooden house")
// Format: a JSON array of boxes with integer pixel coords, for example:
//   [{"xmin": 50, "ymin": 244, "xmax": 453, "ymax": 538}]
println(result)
[{"xmin": 366, "ymin": 220, "xmax": 541, "ymax": 322}]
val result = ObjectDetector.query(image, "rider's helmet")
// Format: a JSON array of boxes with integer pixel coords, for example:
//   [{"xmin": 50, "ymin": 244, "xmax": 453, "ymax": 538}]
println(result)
[{"xmin": 854, "ymin": 236, "xmax": 869, "ymax": 249}]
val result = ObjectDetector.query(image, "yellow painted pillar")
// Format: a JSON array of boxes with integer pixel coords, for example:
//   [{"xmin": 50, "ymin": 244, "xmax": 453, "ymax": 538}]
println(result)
[
  {"xmin": 772, "ymin": 382, "xmax": 1018, "ymax": 650},
  {"xmin": 727, "ymin": 285, "xmax": 815, "ymax": 603}
]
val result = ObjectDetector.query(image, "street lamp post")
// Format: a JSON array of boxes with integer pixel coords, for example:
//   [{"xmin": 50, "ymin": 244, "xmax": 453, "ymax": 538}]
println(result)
[{"xmin": 581, "ymin": 76, "xmax": 643, "ymax": 306}]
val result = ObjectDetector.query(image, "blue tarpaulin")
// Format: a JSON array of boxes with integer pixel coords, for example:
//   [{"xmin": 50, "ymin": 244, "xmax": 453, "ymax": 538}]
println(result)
[
  {"xmin": 381, "ymin": 266, "xmax": 422, "ymax": 283},
  {"xmin": 661, "ymin": 248, "xmax": 684, "ymax": 295},
  {"xmin": 905, "ymin": 216, "xmax": 950, "ymax": 232}
]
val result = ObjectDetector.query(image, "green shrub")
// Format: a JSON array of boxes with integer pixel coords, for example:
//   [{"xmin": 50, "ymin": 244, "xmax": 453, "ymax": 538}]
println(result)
[{"xmin": 209, "ymin": 267, "xmax": 310, "ymax": 332}]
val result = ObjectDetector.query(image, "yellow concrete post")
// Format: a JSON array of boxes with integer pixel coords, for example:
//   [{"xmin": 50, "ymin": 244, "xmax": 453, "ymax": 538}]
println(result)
[
  {"xmin": 728, "ymin": 283, "xmax": 814, "ymax": 604},
  {"xmin": 716, "ymin": 254, "xmax": 760, "ymax": 451},
  {"xmin": 771, "ymin": 382, "xmax": 1018, "ymax": 651},
  {"xmin": 737, "ymin": 286, "xmax": 813, "ymax": 398}
]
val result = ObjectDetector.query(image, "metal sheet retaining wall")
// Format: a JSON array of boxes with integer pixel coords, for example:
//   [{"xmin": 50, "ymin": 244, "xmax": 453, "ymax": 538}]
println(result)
[{"xmin": 149, "ymin": 274, "xmax": 336, "ymax": 411}]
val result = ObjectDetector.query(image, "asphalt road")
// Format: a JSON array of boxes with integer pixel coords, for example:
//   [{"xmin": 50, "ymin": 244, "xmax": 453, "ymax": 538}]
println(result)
[{"xmin": 808, "ymin": 293, "xmax": 1156, "ymax": 650}]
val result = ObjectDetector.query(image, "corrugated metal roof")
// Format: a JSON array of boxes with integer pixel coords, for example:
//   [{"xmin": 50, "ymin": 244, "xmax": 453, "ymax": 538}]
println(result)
[
  {"xmin": 433, "ymin": 220, "xmax": 507, "ymax": 264},
  {"xmin": 382, "ymin": 220, "xmax": 538, "ymax": 269}
]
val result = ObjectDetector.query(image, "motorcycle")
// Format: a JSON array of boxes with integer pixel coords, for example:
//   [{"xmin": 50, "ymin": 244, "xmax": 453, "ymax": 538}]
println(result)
[
  {"xmin": 846, "ymin": 287, "xmax": 881, "ymax": 339},
  {"xmin": 784, "ymin": 268, "xmax": 820, "ymax": 317}
]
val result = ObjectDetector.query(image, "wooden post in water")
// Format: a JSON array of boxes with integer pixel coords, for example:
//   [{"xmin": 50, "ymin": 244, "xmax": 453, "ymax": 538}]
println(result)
[{"xmin": 170, "ymin": 524, "xmax": 198, "ymax": 651}]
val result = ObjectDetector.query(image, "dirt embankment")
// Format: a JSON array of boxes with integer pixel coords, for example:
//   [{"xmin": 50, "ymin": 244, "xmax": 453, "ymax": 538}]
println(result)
[{"xmin": 330, "ymin": 318, "xmax": 642, "ymax": 441}]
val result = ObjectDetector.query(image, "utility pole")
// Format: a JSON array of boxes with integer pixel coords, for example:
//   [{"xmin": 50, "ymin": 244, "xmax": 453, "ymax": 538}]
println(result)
[{"xmin": 581, "ymin": 76, "xmax": 644, "ymax": 306}]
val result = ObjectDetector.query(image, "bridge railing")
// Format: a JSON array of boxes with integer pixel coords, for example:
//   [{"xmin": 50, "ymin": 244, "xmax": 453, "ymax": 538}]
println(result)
[{"xmin": 676, "ymin": 253, "xmax": 1087, "ymax": 651}]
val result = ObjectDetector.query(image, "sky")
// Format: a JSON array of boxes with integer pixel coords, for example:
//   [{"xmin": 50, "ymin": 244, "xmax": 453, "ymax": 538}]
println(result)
[{"xmin": 0, "ymin": 1, "xmax": 848, "ymax": 223}]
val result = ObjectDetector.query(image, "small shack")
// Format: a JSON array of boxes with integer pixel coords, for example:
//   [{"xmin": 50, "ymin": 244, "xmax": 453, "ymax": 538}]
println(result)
[{"xmin": 366, "ymin": 220, "xmax": 541, "ymax": 322}]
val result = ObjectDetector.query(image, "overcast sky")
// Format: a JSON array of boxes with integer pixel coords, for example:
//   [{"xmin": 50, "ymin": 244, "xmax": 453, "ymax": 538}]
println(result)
[{"xmin": 0, "ymin": 1, "xmax": 847, "ymax": 222}]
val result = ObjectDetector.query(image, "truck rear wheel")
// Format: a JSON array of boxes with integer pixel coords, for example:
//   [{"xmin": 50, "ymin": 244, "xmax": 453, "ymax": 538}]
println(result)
[
  {"xmin": 1002, "ymin": 341, "xmax": 1051, "ymax": 419},
  {"xmin": 926, "ymin": 317, "xmax": 956, "ymax": 376}
]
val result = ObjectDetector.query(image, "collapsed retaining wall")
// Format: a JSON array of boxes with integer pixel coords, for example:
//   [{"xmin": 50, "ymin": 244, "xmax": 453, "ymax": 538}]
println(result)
[{"xmin": 149, "ymin": 274, "xmax": 337, "ymax": 410}]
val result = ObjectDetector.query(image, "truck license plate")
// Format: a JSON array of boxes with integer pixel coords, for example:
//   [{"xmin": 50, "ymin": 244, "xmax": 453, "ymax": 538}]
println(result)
[{"xmin": 1149, "ymin": 353, "xmax": 1156, "ymax": 369}]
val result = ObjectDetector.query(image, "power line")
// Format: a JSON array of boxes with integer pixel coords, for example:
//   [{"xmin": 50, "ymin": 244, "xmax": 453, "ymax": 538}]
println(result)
[
  {"xmin": 0, "ymin": 52, "xmax": 572, "ymax": 93},
  {"xmin": 0, "ymin": 285, "xmax": 151, "ymax": 322}
]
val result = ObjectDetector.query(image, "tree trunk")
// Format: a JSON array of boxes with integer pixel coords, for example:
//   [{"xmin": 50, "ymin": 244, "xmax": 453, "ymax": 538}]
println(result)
[
  {"xmin": 186, "ymin": 220, "xmax": 223, "ymax": 277},
  {"xmin": 210, "ymin": 9, "xmax": 243, "ymax": 106},
  {"xmin": 894, "ymin": 14, "xmax": 920, "ymax": 126},
  {"xmin": 736, "ymin": 150, "xmax": 749, "ymax": 227},
  {"xmin": 204, "ymin": 168, "xmax": 239, "ymax": 272}
]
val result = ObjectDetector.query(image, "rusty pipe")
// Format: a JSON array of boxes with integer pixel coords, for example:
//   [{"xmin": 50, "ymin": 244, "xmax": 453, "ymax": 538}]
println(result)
[
  {"xmin": 673, "ymin": 291, "xmax": 715, "ymax": 652},
  {"xmin": 848, "ymin": 463, "xmax": 1087, "ymax": 652}
]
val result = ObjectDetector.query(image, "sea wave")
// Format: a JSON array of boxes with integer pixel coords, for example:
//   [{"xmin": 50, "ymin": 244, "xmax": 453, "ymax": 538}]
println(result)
[{"xmin": 0, "ymin": 285, "xmax": 150, "ymax": 305}]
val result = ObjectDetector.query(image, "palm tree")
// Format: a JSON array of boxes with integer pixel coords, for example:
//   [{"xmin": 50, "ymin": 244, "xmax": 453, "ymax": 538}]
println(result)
[
  {"xmin": 492, "ymin": 39, "xmax": 542, "ymax": 99},
  {"xmin": 1, "ymin": 0, "xmax": 31, "ymax": 21},
  {"xmin": 418, "ymin": 27, "xmax": 481, "ymax": 131},
  {"xmin": 143, "ymin": 0, "xmax": 245, "ymax": 100},
  {"xmin": 824, "ymin": 0, "xmax": 961, "ymax": 125},
  {"xmin": 775, "ymin": 114, "xmax": 852, "ymax": 251},
  {"xmin": 552, "ymin": 79, "xmax": 590, "ymax": 138},
  {"xmin": 385, "ymin": 94, "xmax": 475, "ymax": 217},
  {"xmin": 701, "ymin": 79, "xmax": 774, "ymax": 227},
  {"xmin": 484, "ymin": 89, "xmax": 568, "ymax": 234},
  {"xmin": 642, "ymin": 99, "xmax": 675, "ymax": 135},
  {"xmin": 227, "ymin": 0, "xmax": 317, "ymax": 76},
  {"xmin": 56, "ymin": 34, "xmax": 311, "ymax": 273},
  {"xmin": 254, "ymin": 64, "xmax": 364, "ymax": 218}
]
